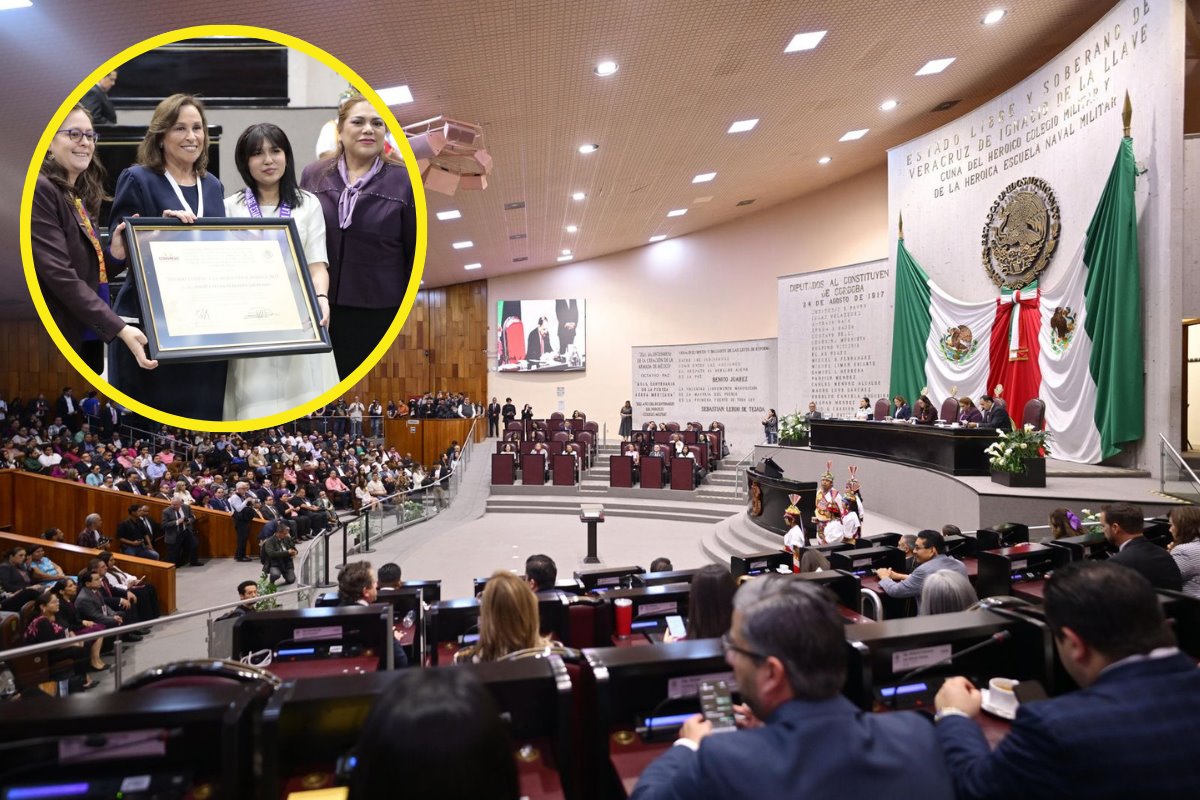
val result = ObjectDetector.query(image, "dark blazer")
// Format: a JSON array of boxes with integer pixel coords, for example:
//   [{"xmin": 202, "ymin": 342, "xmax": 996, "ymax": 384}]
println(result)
[
  {"xmin": 630, "ymin": 696, "xmax": 954, "ymax": 800},
  {"xmin": 30, "ymin": 175, "xmax": 127, "ymax": 351},
  {"xmin": 979, "ymin": 405, "xmax": 1012, "ymax": 430},
  {"xmin": 108, "ymin": 165, "xmax": 228, "ymax": 420},
  {"xmin": 894, "ymin": 403, "xmax": 912, "ymax": 420},
  {"xmin": 160, "ymin": 505, "xmax": 195, "ymax": 546},
  {"xmin": 526, "ymin": 327, "xmax": 551, "ymax": 360},
  {"xmin": 80, "ymin": 85, "xmax": 117, "ymax": 124},
  {"xmin": 116, "ymin": 516, "xmax": 156, "ymax": 549},
  {"xmin": 300, "ymin": 159, "xmax": 416, "ymax": 309},
  {"xmin": 937, "ymin": 653, "xmax": 1200, "ymax": 799},
  {"xmin": 1108, "ymin": 536, "xmax": 1183, "ymax": 591},
  {"xmin": 76, "ymin": 585, "xmax": 121, "ymax": 624}
]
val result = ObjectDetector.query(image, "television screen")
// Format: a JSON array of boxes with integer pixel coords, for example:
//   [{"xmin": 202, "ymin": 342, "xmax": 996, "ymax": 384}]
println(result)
[{"xmin": 496, "ymin": 298, "xmax": 586, "ymax": 372}]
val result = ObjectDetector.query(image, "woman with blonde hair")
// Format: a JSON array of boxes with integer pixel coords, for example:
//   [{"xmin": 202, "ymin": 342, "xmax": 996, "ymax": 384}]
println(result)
[{"xmin": 455, "ymin": 570, "xmax": 549, "ymax": 663}]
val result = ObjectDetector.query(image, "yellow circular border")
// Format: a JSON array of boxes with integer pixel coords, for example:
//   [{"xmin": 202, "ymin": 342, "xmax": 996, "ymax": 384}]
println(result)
[{"xmin": 19, "ymin": 24, "xmax": 427, "ymax": 434}]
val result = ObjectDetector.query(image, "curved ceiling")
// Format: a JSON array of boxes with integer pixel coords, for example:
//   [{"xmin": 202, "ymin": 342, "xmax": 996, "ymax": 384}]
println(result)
[{"xmin": 0, "ymin": 0, "xmax": 1115, "ymax": 317}]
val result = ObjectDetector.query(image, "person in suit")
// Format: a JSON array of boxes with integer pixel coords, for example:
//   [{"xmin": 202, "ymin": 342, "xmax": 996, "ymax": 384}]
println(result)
[
  {"xmin": 934, "ymin": 560, "xmax": 1200, "ymax": 799},
  {"xmin": 115, "ymin": 504, "xmax": 160, "ymax": 561},
  {"xmin": 29, "ymin": 105, "xmax": 156, "ymax": 375},
  {"xmin": 487, "ymin": 397, "xmax": 501, "ymax": 437},
  {"xmin": 631, "ymin": 578, "xmax": 953, "ymax": 799},
  {"xmin": 892, "ymin": 395, "xmax": 912, "ymax": 420},
  {"xmin": 1102, "ymin": 502, "xmax": 1182, "ymax": 591},
  {"xmin": 803, "ymin": 401, "xmax": 822, "ymax": 421},
  {"xmin": 338, "ymin": 561, "xmax": 408, "ymax": 668},
  {"xmin": 970, "ymin": 394, "xmax": 1011, "ymax": 430},
  {"xmin": 161, "ymin": 497, "xmax": 201, "ymax": 567},
  {"xmin": 526, "ymin": 316, "xmax": 553, "ymax": 362},
  {"xmin": 80, "ymin": 70, "xmax": 118, "ymax": 124},
  {"xmin": 874, "ymin": 530, "xmax": 969, "ymax": 612},
  {"xmin": 501, "ymin": 397, "xmax": 517, "ymax": 427},
  {"xmin": 76, "ymin": 568, "xmax": 141, "ymax": 642},
  {"xmin": 555, "ymin": 299, "xmax": 579, "ymax": 355},
  {"xmin": 261, "ymin": 524, "xmax": 298, "ymax": 586}
]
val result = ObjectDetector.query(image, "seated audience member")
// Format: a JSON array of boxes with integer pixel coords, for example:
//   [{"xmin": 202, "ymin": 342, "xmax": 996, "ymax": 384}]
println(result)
[
  {"xmin": 934, "ymin": 561, "xmax": 1200, "ymax": 799},
  {"xmin": 53, "ymin": 578, "xmax": 109, "ymax": 671},
  {"xmin": 115, "ymin": 503, "xmax": 161, "ymax": 561},
  {"xmin": 1047, "ymin": 507, "xmax": 1084, "ymax": 540},
  {"xmin": 971, "ymin": 394, "xmax": 1011, "ymax": 431},
  {"xmin": 1102, "ymin": 502, "xmax": 1182, "ymax": 591},
  {"xmin": 376, "ymin": 562, "xmax": 403, "ymax": 590},
  {"xmin": 1167, "ymin": 506, "xmax": 1200, "ymax": 599},
  {"xmin": 347, "ymin": 668, "xmax": 519, "ymax": 800},
  {"xmin": 649, "ymin": 557, "xmax": 674, "ymax": 573},
  {"xmin": 26, "ymin": 543, "xmax": 69, "ymax": 585},
  {"xmin": 898, "ymin": 533, "xmax": 919, "ymax": 573},
  {"xmin": 1, "ymin": 546, "xmax": 43, "ymax": 611},
  {"xmin": 96, "ymin": 551, "xmax": 159, "ymax": 621},
  {"xmin": 524, "ymin": 553, "xmax": 558, "ymax": 594},
  {"xmin": 874, "ymin": 530, "xmax": 968, "ymax": 611},
  {"xmin": 631, "ymin": 578, "xmax": 953, "ymax": 799},
  {"xmin": 217, "ymin": 580, "xmax": 259, "ymax": 621},
  {"xmin": 913, "ymin": 395, "xmax": 938, "ymax": 424},
  {"xmin": 23, "ymin": 590, "xmax": 98, "ymax": 692},
  {"xmin": 919, "ymin": 570, "xmax": 978, "ymax": 615},
  {"xmin": 338, "ymin": 561, "xmax": 408, "ymax": 668},
  {"xmin": 455, "ymin": 571, "xmax": 554, "ymax": 664},
  {"xmin": 261, "ymin": 524, "xmax": 298, "ymax": 586},
  {"xmin": 76, "ymin": 568, "xmax": 140, "ymax": 642},
  {"xmin": 941, "ymin": 524, "xmax": 962, "ymax": 539},
  {"xmin": 76, "ymin": 513, "xmax": 110, "ymax": 550},
  {"xmin": 665, "ymin": 563, "xmax": 735, "ymax": 642}
]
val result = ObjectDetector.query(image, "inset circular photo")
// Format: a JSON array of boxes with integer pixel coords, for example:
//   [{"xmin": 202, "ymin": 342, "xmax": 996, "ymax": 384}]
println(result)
[{"xmin": 20, "ymin": 25, "xmax": 426, "ymax": 431}]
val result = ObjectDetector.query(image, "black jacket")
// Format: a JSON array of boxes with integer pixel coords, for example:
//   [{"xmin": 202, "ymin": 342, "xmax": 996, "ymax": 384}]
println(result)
[{"xmin": 1109, "ymin": 536, "xmax": 1183, "ymax": 591}]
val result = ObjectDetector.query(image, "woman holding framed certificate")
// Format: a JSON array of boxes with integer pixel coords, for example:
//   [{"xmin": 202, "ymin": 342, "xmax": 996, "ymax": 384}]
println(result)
[
  {"xmin": 301, "ymin": 94, "xmax": 417, "ymax": 380},
  {"xmin": 29, "ymin": 105, "xmax": 158, "ymax": 375},
  {"xmin": 108, "ymin": 94, "xmax": 227, "ymax": 421},
  {"xmin": 222, "ymin": 123, "xmax": 338, "ymax": 419}
]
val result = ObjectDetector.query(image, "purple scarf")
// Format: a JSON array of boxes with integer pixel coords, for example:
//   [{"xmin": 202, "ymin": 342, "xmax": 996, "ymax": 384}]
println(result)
[{"xmin": 336, "ymin": 156, "xmax": 383, "ymax": 229}]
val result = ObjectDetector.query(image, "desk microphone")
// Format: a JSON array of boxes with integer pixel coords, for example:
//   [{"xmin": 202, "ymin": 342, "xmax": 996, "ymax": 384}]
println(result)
[{"xmin": 885, "ymin": 630, "xmax": 1012, "ymax": 709}]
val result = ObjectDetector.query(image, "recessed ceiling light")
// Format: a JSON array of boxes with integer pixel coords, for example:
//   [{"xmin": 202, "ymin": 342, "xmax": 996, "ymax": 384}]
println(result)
[
  {"xmin": 818, "ymin": 156, "xmax": 832, "ymax": 165},
  {"xmin": 513, "ymin": 256, "xmax": 528, "ymax": 262},
  {"xmin": 572, "ymin": 192, "xmax": 586, "ymax": 201},
  {"xmin": 880, "ymin": 99, "xmax": 899, "ymax": 112},
  {"xmin": 565, "ymin": 225, "xmax": 578, "ymax": 233},
  {"xmin": 982, "ymin": 8, "xmax": 1006, "ymax": 25},
  {"xmin": 557, "ymin": 255, "xmax": 574, "ymax": 262},
  {"xmin": 435, "ymin": 209, "xmax": 462, "ymax": 221},
  {"xmin": 839, "ymin": 129, "xmax": 869, "ymax": 141},
  {"xmin": 649, "ymin": 235, "xmax": 667, "ymax": 242},
  {"xmin": 452, "ymin": 241, "xmax": 473, "ymax": 249},
  {"xmin": 503, "ymin": 201, "xmax": 525, "ymax": 210},
  {"xmin": 578, "ymin": 143, "xmax": 599, "ymax": 154},
  {"xmin": 561, "ymin": 249, "xmax": 572, "ymax": 256},
  {"xmin": 464, "ymin": 263, "xmax": 482, "ymax": 271},
  {"xmin": 784, "ymin": 30, "xmax": 827, "ymax": 52},
  {"xmin": 692, "ymin": 172, "xmax": 716, "ymax": 184},
  {"xmin": 727, "ymin": 118, "xmax": 759, "ymax": 134},
  {"xmin": 594, "ymin": 60, "xmax": 619, "ymax": 76},
  {"xmin": 667, "ymin": 209, "xmax": 687, "ymax": 218},
  {"xmin": 375, "ymin": 84, "xmax": 414, "ymax": 105},
  {"xmin": 693, "ymin": 196, "xmax": 713, "ymax": 204},
  {"xmin": 0, "ymin": 0, "xmax": 33, "ymax": 8},
  {"xmin": 916, "ymin": 58, "xmax": 956, "ymax": 76}
]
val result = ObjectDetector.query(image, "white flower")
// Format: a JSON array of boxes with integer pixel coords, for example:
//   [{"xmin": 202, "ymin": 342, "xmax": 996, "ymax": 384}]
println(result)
[
  {"xmin": 1019, "ymin": 443, "xmax": 1027, "ymax": 449},
  {"xmin": 1024, "ymin": 423, "xmax": 1034, "ymax": 432},
  {"xmin": 1004, "ymin": 447, "xmax": 1013, "ymax": 455}
]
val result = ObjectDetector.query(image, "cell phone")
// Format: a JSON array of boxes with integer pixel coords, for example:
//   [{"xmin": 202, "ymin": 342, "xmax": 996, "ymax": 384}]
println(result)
[
  {"xmin": 666, "ymin": 615, "xmax": 687, "ymax": 639},
  {"xmin": 698, "ymin": 680, "xmax": 737, "ymax": 731}
]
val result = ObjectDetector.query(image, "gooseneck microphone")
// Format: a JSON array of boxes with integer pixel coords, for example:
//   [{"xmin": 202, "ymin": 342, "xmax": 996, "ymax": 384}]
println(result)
[{"xmin": 886, "ymin": 630, "xmax": 1012, "ymax": 709}]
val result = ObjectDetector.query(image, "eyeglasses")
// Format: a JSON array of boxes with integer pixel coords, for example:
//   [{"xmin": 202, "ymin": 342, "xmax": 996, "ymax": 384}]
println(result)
[
  {"xmin": 721, "ymin": 632, "xmax": 769, "ymax": 662},
  {"xmin": 56, "ymin": 128, "xmax": 101, "ymax": 144}
]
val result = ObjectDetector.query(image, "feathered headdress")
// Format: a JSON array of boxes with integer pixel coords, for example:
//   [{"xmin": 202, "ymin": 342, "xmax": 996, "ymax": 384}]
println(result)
[
  {"xmin": 820, "ymin": 460, "xmax": 834, "ymax": 482},
  {"xmin": 845, "ymin": 465, "xmax": 861, "ymax": 494}
]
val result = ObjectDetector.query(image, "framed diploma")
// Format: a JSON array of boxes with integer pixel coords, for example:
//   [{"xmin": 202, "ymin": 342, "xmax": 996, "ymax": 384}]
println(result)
[{"xmin": 120, "ymin": 217, "xmax": 332, "ymax": 363}]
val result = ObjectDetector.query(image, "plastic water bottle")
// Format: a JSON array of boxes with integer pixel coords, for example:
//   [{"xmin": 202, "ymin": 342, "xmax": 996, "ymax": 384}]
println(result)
[{"xmin": 402, "ymin": 611, "xmax": 415, "ymax": 629}]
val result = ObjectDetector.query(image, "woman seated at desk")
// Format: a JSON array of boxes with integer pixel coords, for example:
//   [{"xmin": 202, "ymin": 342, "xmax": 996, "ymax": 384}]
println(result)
[
  {"xmin": 957, "ymin": 396, "xmax": 983, "ymax": 425},
  {"xmin": 914, "ymin": 395, "xmax": 938, "ymax": 424}
]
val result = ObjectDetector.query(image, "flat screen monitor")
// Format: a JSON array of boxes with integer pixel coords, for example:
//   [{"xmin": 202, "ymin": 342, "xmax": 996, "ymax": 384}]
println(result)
[{"xmin": 497, "ymin": 298, "xmax": 586, "ymax": 372}]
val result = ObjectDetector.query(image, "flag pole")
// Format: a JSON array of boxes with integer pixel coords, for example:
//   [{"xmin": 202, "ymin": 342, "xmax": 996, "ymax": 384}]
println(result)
[{"xmin": 1122, "ymin": 91, "xmax": 1132, "ymax": 138}]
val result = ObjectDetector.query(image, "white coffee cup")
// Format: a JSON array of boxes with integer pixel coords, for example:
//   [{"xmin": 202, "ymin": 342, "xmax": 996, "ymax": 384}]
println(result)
[{"xmin": 987, "ymin": 677, "xmax": 1019, "ymax": 714}]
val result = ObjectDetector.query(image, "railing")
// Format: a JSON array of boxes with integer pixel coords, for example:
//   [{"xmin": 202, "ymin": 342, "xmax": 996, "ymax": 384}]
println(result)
[
  {"xmin": 732, "ymin": 451, "xmax": 757, "ymax": 501},
  {"xmin": 0, "ymin": 584, "xmax": 311, "ymax": 693},
  {"xmin": 116, "ymin": 421, "xmax": 196, "ymax": 461},
  {"xmin": 1159, "ymin": 433, "xmax": 1200, "ymax": 504},
  {"xmin": 282, "ymin": 413, "xmax": 484, "ymax": 439}
]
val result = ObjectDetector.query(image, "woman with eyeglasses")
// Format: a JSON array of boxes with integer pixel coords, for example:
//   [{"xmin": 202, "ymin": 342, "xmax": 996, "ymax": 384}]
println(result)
[
  {"xmin": 301, "ymin": 94, "xmax": 417, "ymax": 380},
  {"xmin": 30, "ymin": 105, "xmax": 157, "ymax": 375},
  {"xmin": 222, "ymin": 123, "xmax": 337, "ymax": 419},
  {"xmin": 108, "ymin": 94, "xmax": 227, "ymax": 420}
]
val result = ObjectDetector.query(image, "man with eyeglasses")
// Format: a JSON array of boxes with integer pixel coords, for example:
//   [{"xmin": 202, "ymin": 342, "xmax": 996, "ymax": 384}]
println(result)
[
  {"xmin": 874, "ymin": 529, "xmax": 968, "ymax": 612},
  {"xmin": 631, "ymin": 576, "xmax": 953, "ymax": 799}
]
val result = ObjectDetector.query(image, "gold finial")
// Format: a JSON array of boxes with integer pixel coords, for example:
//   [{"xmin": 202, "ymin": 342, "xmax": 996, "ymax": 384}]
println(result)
[
  {"xmin": 1122, "ymin": 91, "xmax": 1132, "ymax": 137},
  {"xmin": 898, "ymin": 212, "xmax": 904, "ymax": 241}
]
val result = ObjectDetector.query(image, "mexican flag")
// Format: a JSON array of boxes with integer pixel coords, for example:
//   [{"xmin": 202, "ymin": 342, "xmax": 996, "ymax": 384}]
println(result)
[{"xmin": 889, "ymin": 137, "xmax": 1143, "ymax": 464}]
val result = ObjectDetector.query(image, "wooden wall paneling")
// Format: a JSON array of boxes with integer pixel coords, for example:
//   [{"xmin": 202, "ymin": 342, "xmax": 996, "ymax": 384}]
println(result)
[
  {"xmin": 0, "ymin": 321, "xmax": 95, "ymax": 411},
  {"xmin": 0, "ymin": 470, "xmax": 12, "ymax": 531}
]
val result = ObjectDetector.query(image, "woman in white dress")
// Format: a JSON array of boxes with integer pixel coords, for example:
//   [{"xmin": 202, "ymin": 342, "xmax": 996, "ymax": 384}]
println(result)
[{"xmin": 223, "ymin": 123, "xmax": 338, "ymax": 420}]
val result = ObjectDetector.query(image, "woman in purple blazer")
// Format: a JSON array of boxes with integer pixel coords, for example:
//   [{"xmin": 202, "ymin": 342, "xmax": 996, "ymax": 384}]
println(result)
[
  {"xmin": 301, "ymin": 94, "xmax": 417, "ymax": 380},
  {"xmin": 956, "ymin": 396, "xmax": 983, "ymax": 425}
]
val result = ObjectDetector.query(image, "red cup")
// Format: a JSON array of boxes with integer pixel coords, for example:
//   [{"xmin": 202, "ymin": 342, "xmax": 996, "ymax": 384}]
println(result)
[{"xmin": 614, "ymin": 598, "xmax": 633, "ymax": 637}]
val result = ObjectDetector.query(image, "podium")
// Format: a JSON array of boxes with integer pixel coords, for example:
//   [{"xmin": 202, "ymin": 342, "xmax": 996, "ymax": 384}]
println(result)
[
  {"xmin": 580, "ymin": 505, "xmax": 605, "ymax": 563},
  {"xmin": 491, "ymin": 453, "xmax": 515, "ymax": 485},
  {"xmin": 640, "ymin": 456, "xmax": 665, "ymax": 489},
  {"xmin": 670, "ymin": 458, "xmax": 695, "ymax": 490},
  {"xmin": 552, "ymin": 454, "xmax": 577, "ymax": 486},
  {"xmin": 521, "ymin": 454, "xmax": 546, "ymax": 485},
  {"xmin": 609, "ymin": 455, "xmax": 634, "ymax": 488}
]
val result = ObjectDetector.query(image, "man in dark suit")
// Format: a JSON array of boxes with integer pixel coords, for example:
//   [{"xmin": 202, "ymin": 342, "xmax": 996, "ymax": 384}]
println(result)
[
  {"xmin": 555, "ymin": 299, "xmax": 579, "ymax": 355},
  {"xmin": 161, "ymin": 498, "xmax": 201, "ymax": 567},
  {"xmin": 487, "ymin": 397, "xmax": 501, "ymax": 437},
  {"xmin": 1102, "ymin": 502, "xmax": 1182, "ymax": 591},
  {"xmin": 935, "ymin": 560, "xmax": 1200, "ymax": 799},
  {"xmin": 55, "ymin": 387, "xmax": 78, "ymax": 431},
  {"xmin": 501, "ymin": 398, "xmax": 517, "ymax": 427},
  {"xmin": 972, "ymin": 394, "xmax": 1012, "ymax": 431},
  {"xmin": 115, "ymin": 503, "xmax": 160, "ymax": 561},
  {"xmin": 81, "ymin": 70, "xmax": 118, "ymax": 124},
  {"xmin": 631, "ymin": 580, "xmax": 953, "ymax": 799},
  {"xmin": 526, "ymin": 316, "xmax": 553, "ymax": 360}
]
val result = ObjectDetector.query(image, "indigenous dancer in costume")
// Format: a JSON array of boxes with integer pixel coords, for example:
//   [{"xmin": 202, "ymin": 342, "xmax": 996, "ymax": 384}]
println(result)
[
  {"xmin": 782, "ymin": 494, "xmax": 808, "ymax": 572},
  {"xmin": 842, "ymin": 466, "xmax": 865, "ymax": 542},
  {"xmin": 812, "ymin": 461, "xmax": 847, "ymax": 544}
]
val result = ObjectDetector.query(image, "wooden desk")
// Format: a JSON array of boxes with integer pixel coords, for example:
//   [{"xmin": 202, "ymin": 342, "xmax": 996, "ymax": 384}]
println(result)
[
  {"xmin": 808, "ymin": 419, "xmax": 998, "ymax": 476},
  {"xmin": 1012, "ymin": 578, "xmax": 1049, "ymax": 603},
  {"xmin": 267, "ymin": 655, "xmax": 379, "ymax": 681}
]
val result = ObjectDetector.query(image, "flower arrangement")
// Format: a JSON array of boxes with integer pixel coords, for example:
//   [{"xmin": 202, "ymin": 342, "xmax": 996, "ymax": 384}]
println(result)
[
  {"xmin": 985, "ymin": 423, "xmax": 1052, "ymax": 473},
  {"xmin": 254, "ymin": 573, "xmax": 282, "ymax": 611},
  {"xmin": 1078, "ymin": 508, "xmax": 1102, "ymax": 534},
  {"xmin": 779, "ymin": 413, "xmax": 810, "ymax": 444}
]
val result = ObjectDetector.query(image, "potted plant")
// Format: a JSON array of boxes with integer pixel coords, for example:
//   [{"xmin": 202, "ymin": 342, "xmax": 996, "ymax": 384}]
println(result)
[
  {"xmin": 779, "ymin": 413, "xmax": 810, "ymax": 447},
  {"xmin": 985, "ymin": 424, "xmax": 1051, "ymax": 488}
]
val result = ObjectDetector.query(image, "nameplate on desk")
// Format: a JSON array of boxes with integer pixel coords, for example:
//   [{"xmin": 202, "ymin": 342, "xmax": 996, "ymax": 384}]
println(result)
[
  {"xmin": 294, "ymin": 625, "xmax": 342, "ymax": 641},
  {"xmin": 891, "ymin": 643, "xmax": 952, "ymax": 673},
  {"xmin": 1011, "ymin": 560, "xmax": 1027, "ymax": 571},
  {"xmin": 667, "ymin": 671, "xmax": 737, "ymax": 700},
  {"xmin": 852, "ymin": 557, "xmax": 873, "ymax": 569},
  {"xmin": 596, "ymin": 576, "xmax": 621, "ymax": 587},
  {"xmin": 638, "ymin": 601, "xmax": 678, "ymax": 618}
]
